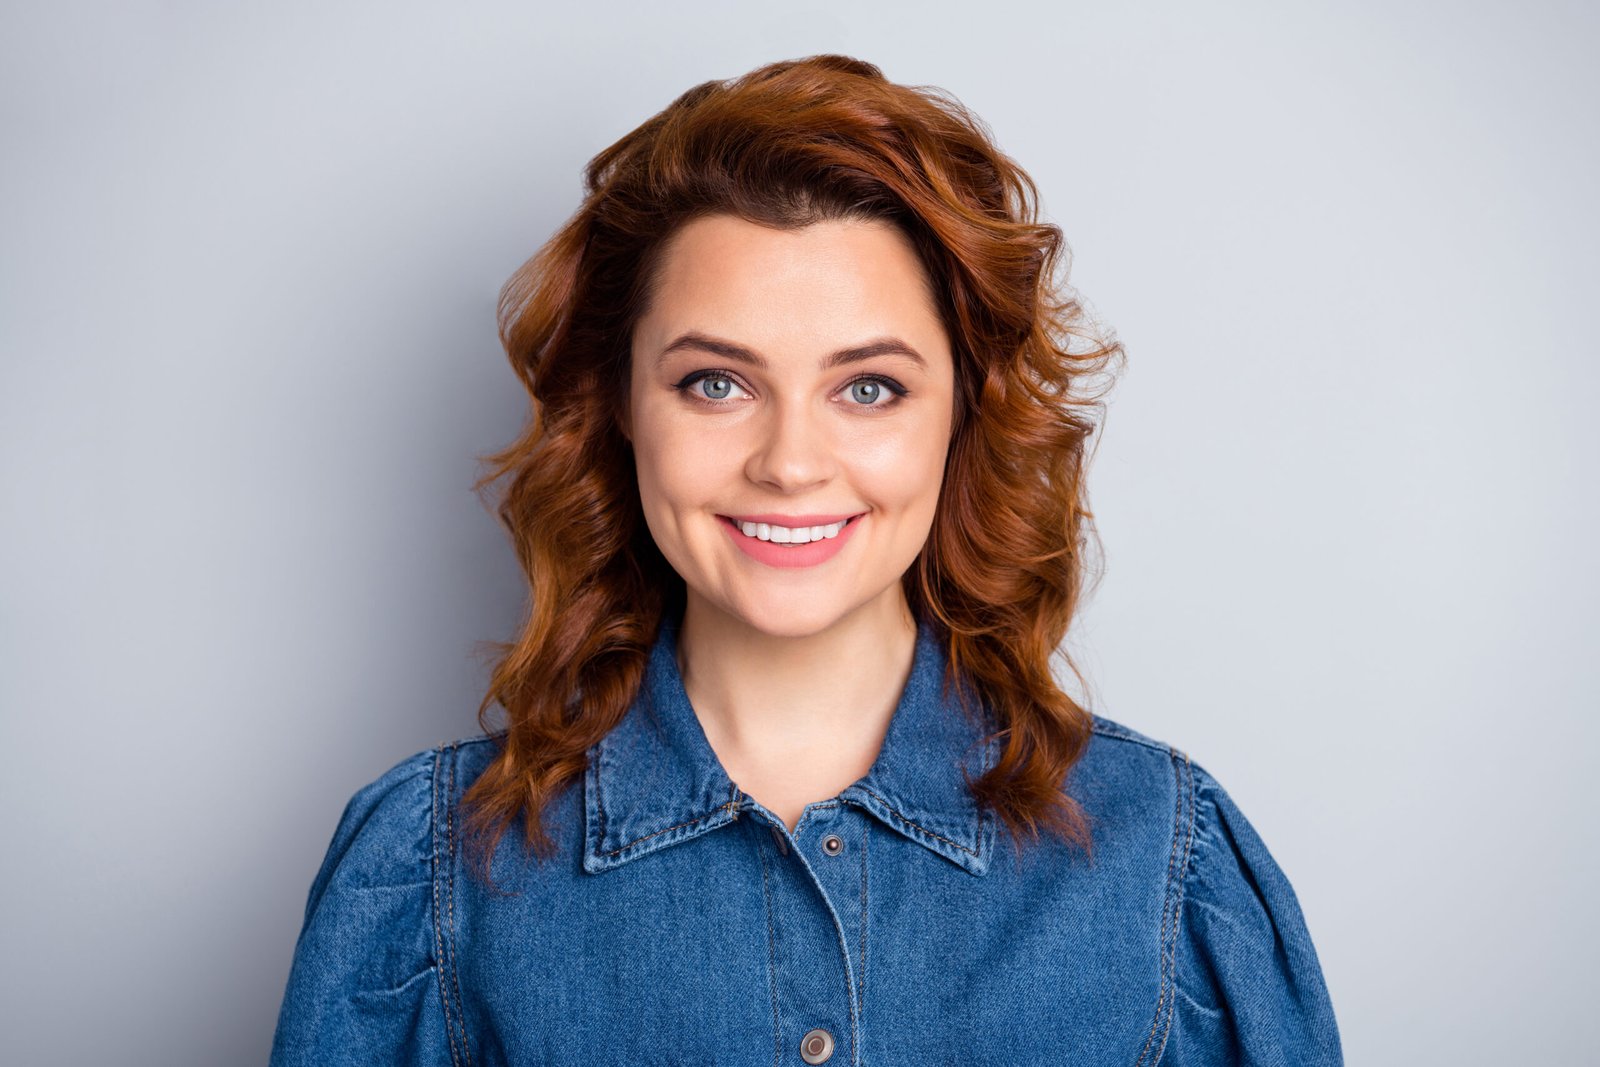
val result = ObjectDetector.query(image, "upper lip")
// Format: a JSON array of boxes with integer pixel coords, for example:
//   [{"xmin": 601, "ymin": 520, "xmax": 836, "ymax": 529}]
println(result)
[{"xmin": 722, "ymin": 512, "xmax": 864, "ymax": 527}]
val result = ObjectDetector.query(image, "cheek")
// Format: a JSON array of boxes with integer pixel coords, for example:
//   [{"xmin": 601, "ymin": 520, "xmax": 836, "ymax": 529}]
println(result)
[
  {"xmin": 847, "ymin": 420, "xmax": 951, "ymax": 513},
  {"xmin": 630, "ymin": 404, "xmax": 732, "ymax": 513}
]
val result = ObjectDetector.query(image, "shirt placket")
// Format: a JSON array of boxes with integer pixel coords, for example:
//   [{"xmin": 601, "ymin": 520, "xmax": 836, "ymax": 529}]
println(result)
[{"xmin": 745, "ymin": 799, "xmax": 871, "ymax": 1067}]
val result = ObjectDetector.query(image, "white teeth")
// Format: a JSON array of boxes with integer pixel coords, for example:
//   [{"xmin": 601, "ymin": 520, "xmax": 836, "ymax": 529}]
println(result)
[{"xmin": 737, "ymin": 517, "xmax": 851, "ymax": 543}]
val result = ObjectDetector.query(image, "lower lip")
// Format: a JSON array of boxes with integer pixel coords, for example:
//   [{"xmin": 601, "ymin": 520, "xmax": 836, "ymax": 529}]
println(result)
[{"xmin": 720, "ymin": 514, "xmax": 865, "ymax": 569}]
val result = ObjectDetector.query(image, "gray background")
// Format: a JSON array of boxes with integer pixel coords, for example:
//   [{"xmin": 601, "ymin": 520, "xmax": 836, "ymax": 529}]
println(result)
[{"xmin": 3, "ymin": 1, "xmax": 1595, "ymax": 1063}]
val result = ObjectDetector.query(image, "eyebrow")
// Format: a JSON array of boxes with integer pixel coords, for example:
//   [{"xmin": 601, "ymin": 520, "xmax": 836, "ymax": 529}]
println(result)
[{"xmin": 658, "ymin": 331, "xmax": 928, "ymax": 372}]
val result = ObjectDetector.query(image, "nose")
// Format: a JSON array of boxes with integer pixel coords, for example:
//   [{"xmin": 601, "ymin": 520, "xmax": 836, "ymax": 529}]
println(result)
[{"xmin": 743, "ymin": 394, "xmax": 837, "ymax": 493}]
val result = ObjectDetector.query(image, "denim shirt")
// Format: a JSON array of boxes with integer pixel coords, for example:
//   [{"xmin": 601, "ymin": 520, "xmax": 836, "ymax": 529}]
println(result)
[{"xmin": 269, "ymin": 611, "xmax": 1341, "ymax": 1066}]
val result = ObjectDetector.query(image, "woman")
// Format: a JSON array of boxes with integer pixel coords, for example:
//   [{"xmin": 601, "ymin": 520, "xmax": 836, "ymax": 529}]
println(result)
[{"xmin": 269, "ymin": 54, "xmax": 1341, "ymax": 1066}]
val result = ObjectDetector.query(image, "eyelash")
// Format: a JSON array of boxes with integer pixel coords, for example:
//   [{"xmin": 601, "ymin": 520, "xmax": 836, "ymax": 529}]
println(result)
[{"xmin": 672, "ymin": 370, "xmax": 910, "ymax": 411}]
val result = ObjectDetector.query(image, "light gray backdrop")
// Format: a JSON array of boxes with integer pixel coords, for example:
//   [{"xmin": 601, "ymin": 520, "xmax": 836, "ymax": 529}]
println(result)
[{"xmin": 3, "ymin": 1, "xmax": 1595, "ymax": 1063}]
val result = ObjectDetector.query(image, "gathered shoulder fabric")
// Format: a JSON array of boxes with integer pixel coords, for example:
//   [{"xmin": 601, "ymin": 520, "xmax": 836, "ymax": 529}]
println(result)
[
  {"xmin": 268, "ymin": 615, "xmax": 1341, "ymax": 1066},
  {"xmin": 268, "ymin": 748, "xmax": 460, "ymax": 1067},
  {"xmin": 1165, "ymin": 758, "xmax": 1343, "ymax": 1065}
]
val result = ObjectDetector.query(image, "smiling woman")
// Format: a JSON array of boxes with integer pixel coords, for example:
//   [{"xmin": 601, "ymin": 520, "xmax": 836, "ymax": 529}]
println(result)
[
  {"xmin": 625, "ymin": 216, "xmax": 959, "ymax": 825},
  {"xmin": 625, "ymin": 216, "xmax": 955, "ymax": 662},
  {"xmin": 269, "ymin": 54, "xmax": 1342, "ymax": 1066}
]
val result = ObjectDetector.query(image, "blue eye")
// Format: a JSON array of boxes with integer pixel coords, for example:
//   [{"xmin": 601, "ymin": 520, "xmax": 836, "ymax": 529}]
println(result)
[
  {"xmin": 672, "ymin": 370, "xmax": 909, "ymax": 411},
  {"xmin": 843, "ymin": 375, "xmax": 908, "ymax": 408},
  {"xmin": 677, "ymin": 372, "xmax": 750, "ymax": 403},
  {"xmin": 697, "ymin": 374, "xmax": 738, "ymax": 401}
]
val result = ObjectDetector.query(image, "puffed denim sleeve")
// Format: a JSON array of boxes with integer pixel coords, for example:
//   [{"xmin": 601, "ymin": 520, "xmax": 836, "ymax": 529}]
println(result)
[
  {"xmin": 1164, "ymin": 764, "xmax": 1343, "ymax": 1066},
  {"xmin": 268, "ymin": 749, "xmax": 454, "ymax": 1067}
]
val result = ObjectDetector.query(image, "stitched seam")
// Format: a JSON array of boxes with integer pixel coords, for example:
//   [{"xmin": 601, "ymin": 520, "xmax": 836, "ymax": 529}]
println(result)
[
  {"xmin": 849, "ymin": 884, "xmax": 861, "ymax": 1067},
  {"xmin": 1089, "ymin": 721, "xmax": 1173, "ymax": 755},
  {"xmin": 756, "ymin": 828, "xmax": 782, "ymax": 1067},
  {"xmin": 857, "ymin": 820, "xmax": 869, "ymax": 1031},
  {"xmin": 594, "ymin": 745, "xmax": 608, "ymax": 851},
  {"xmin": 602, "ymin": 788, "xmax": 973, "ymax": 862},
  {"xmin": 1150, "ymin": 752, "xmax": 1197, "ymax": 1066},
  {"xmin": 597, "ymin": 803, "xmax": 741, "ymax": 857},
  {"xmin": 1134, "ymin": 747, "xmax": 1189, "ymax": 1067},
  {"xmin": 852, "ymin": 784, "xmax": 980, "ymax": 858},
  {"xmin": 431, "ymin": 746, "xmax": 463, "ymax": 1067},
  {"xmin": 445, "ymin": 742, "xmax": 473, "ymax": 1066}
]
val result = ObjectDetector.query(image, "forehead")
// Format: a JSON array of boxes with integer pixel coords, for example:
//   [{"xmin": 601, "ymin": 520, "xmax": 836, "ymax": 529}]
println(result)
[{"xmin": 636, "ymin": 214, "xmax": 945, "ymax": 353}]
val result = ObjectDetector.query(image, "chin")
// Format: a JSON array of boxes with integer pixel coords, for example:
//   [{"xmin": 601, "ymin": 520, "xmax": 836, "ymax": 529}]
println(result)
[
  {"xmin": 740, "ymin": 601, "xmax": 845, "ymax": 638},
  {"xmin": 727, "ymin": 582, "xmax": 899, "ymax": 639}
]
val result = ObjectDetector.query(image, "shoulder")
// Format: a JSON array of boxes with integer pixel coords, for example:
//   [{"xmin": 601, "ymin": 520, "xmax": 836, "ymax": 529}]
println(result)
[
  {"xmin": 1074, "ymin": 714, "xmax": 1297, "ymax": 875},
  {"xmin": 339, "ymin": 734, "xmax": 500, "ymax": 822},
  {"xmin": 1084, "ymin": 713, "xmax": 1190, "ymax": 765},
  {"xmin": 1076, "ymin": 716, "xmax": 1344, "ymax": 1064},
  {"xmin": 1080, "ymin": 712, "xmax": 1192, "ymax": 781},
  {"xmin": 269, "ymin": 735, "xmax": 501, "ymax": 1066},
  {"xmin": 304, "ymin": 736, "xmax": 498, "ymax": 907},
  {"xmin": 1068, "ymin": 714, "xmax": 1195, "ymax": 840},
  {"xmin": 1075, "ymin": 713, "xmax": 1321, "ymax": 957}
]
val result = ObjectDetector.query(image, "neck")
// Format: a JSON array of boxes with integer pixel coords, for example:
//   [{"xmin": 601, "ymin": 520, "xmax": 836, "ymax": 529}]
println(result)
[{"xmin": 673, "ymin": 591, "xmax": 918, "ymax": 819}]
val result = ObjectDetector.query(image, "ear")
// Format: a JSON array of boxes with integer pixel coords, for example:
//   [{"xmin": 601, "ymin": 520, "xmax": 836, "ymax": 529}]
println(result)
[{"xmin": 616, "ymin": 393, "xmax": 633, "ymax": 445}]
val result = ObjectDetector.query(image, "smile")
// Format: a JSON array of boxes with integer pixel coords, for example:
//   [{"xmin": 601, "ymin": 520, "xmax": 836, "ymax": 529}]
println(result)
[
  {"xmin": 717, "ymin": 513, "xmax": 865, "ymax": 569},
  {"xmin": 727, "ymin": 516, "xmax": 855, "ymax": 543}
]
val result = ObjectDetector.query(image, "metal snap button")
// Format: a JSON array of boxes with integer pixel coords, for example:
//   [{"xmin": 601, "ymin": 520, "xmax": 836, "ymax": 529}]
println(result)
[
  {"xmin": 821, "ymin": 833, "xmax": 844, "ymax": 856},
  {"xmin": 799, "ymin": 1027, "xmax": 835, "ymax": 1063}
]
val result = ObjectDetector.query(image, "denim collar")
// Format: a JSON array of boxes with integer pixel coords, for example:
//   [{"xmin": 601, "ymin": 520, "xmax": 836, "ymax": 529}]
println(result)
[{"xmin": 583, "ymin": 608, "xmax": 1002, "ymax": 877}]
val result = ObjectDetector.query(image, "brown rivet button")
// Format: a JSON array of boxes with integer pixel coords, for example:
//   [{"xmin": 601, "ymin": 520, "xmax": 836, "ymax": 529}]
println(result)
[
  {"xmin": 770, "ymin": 825, "xmax": 788, "ymax": 855},
  {"xmin": 821, "ymin": 833, "xmax": 844, "ymax": 856},
  {"xmin": 800, "ymin": 1027, "xmax": 835, "ymax": 1063}
]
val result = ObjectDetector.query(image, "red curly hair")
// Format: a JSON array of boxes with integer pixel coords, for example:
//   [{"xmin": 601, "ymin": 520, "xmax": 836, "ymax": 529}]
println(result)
[{"xmin": 461, "ymin": 54, "xmax": 1124, "ymax": 880}]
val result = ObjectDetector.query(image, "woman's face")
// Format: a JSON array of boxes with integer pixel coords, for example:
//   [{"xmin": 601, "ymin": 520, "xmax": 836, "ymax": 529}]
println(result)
[{"xmin": 624, "ymin": 212, "xmax": 956, "ymax": 639}]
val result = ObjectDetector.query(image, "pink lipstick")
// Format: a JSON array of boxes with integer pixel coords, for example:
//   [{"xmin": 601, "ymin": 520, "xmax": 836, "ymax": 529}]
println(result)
[{"xmin": 719, "ymin": 513, "xmax": 865, "ymax": 569}]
